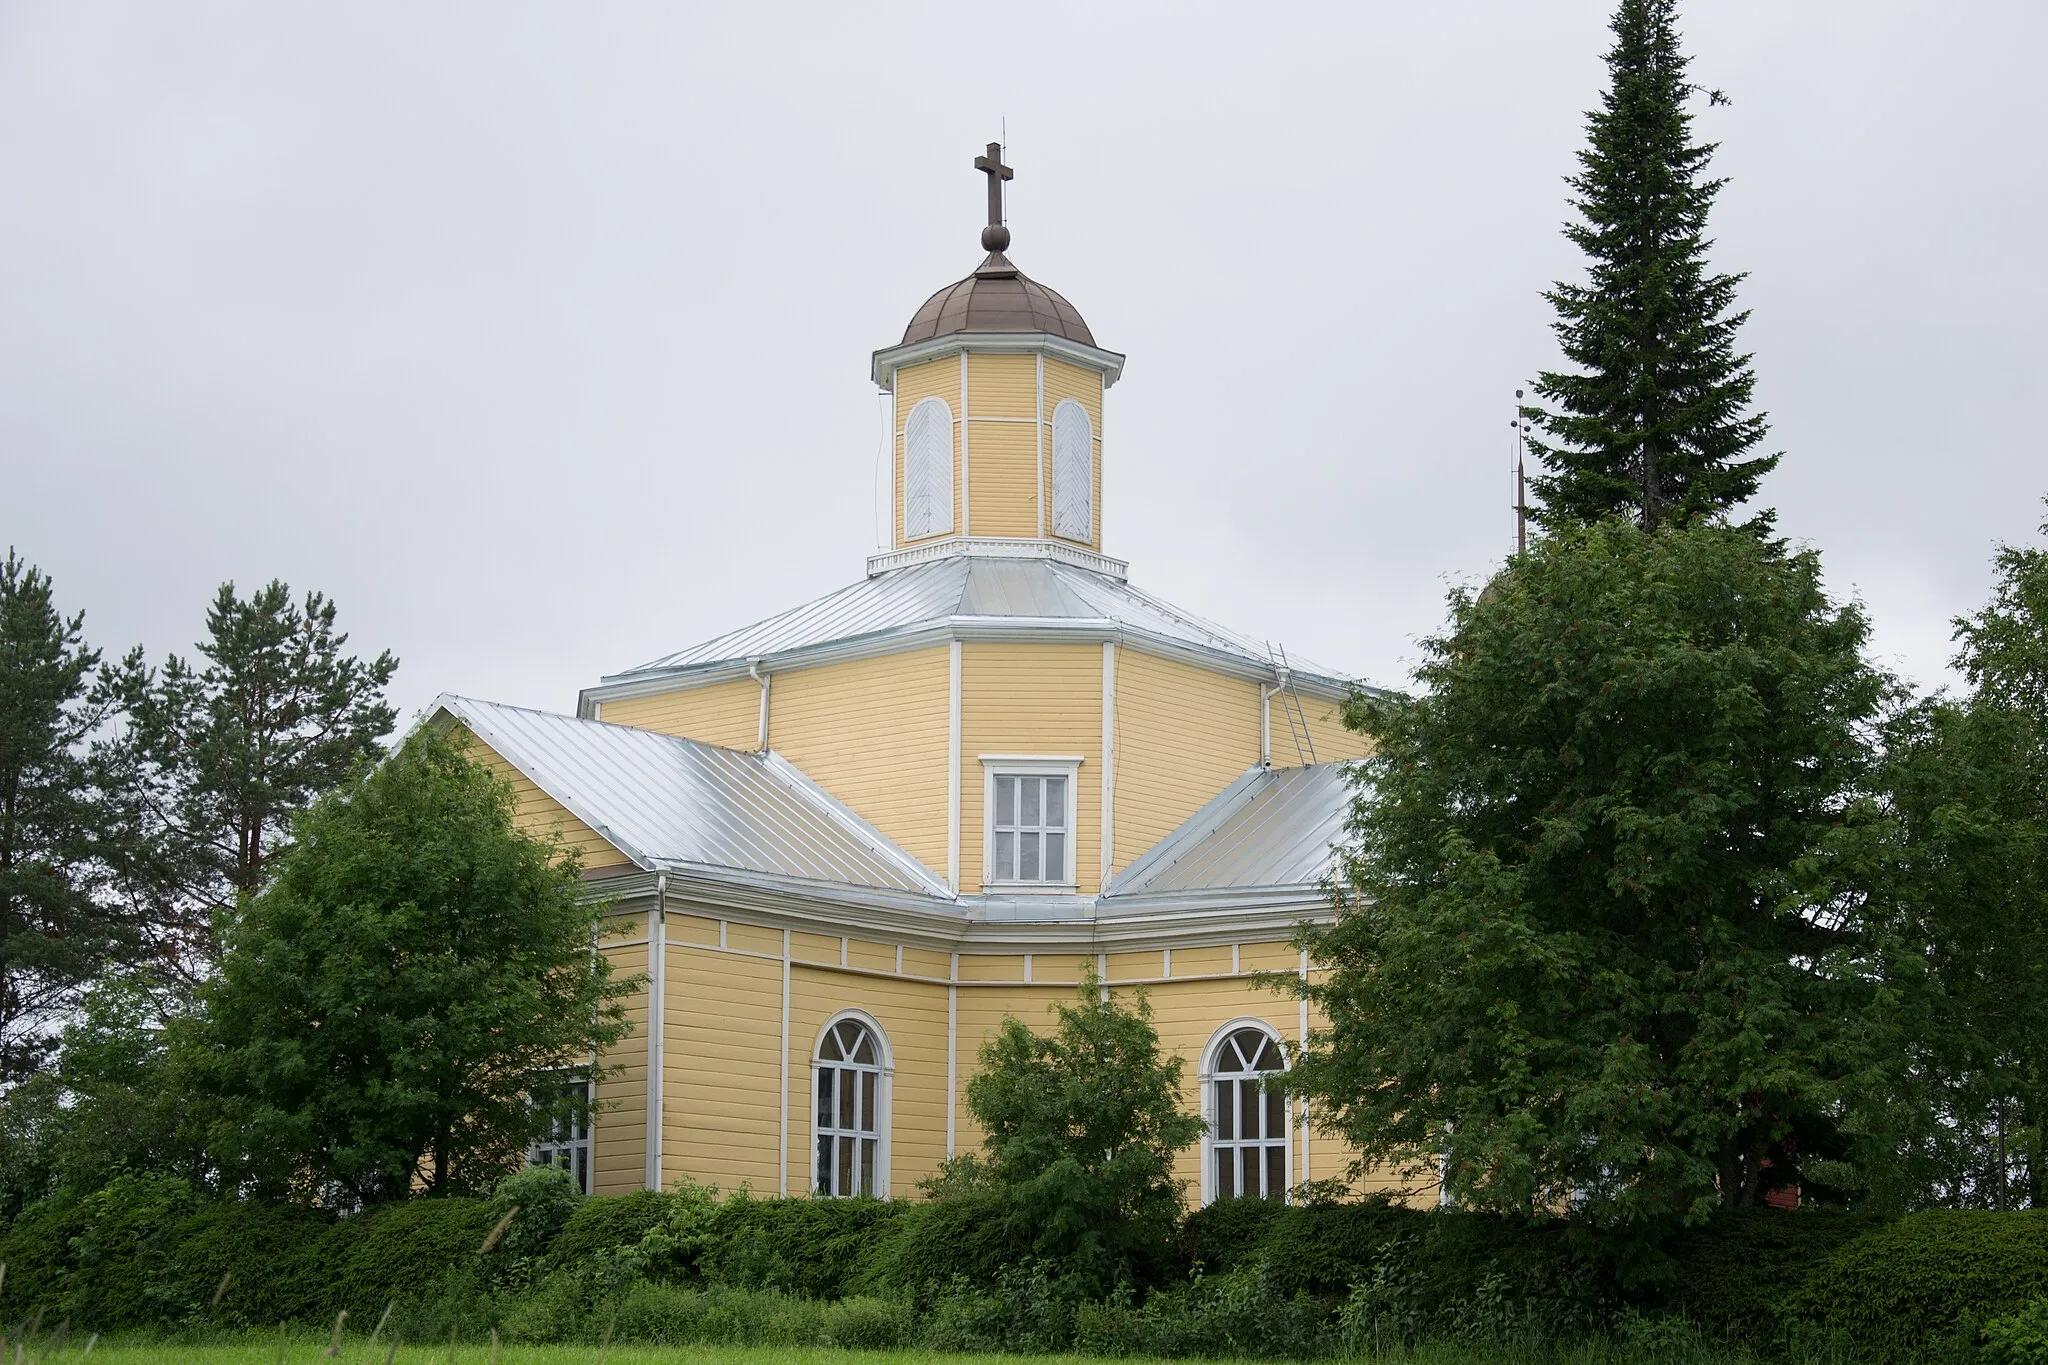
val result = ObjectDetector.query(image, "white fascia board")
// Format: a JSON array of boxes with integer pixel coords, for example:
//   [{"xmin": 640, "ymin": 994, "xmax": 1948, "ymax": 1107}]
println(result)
[
  {"xmin": 873, "ymin": 332, "xmax": 1126, "ymax": 391},
  {"xmin": 578, "ymin": 620, "xmax": 1363, "ymax": 715},
  {"xmin": 589, "ymin": 863, "xmax": 1333, "ymax": 958}
]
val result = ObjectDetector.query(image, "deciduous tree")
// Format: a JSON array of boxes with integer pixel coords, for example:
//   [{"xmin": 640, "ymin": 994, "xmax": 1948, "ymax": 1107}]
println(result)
[
  {"xmin": 177, "ymin": 725, "xmax": 634, "ymax": 1203},
  {"xmin": 964, "ymin": 977, "xmax": 1204, "ymax": 1291},
  {"xmin": 1872, "ymin": 508, "xmax": 2048, "ymax": 1209},
  {"xmin": 1292, "ymin": 520, "xmax": 1888, "ymax": 1260}
]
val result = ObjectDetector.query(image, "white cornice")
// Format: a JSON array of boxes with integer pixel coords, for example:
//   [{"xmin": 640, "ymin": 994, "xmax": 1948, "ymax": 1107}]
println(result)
[
  {"xmin": 577, "ymin": 618, "xmax": 1359, "ymax": 716},
  {"xmin": 872, "ymin": 332, "xmax": 1126, "ymax": 391},
  {"xmin": 587, "ymin": 866, "xmax": 1332, "ymax": 957},
  {"xmin": 866, "ymin": 537, "xmax": 1128, "ymax": 581}
]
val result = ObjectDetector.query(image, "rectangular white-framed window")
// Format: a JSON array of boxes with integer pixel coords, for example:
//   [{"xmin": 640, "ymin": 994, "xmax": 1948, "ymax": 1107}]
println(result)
[
  {"xmin": 528, "ymin": 1073, "xmax": 593, "ymax": 1194},
  {"xmin": 980, "ymin": 756, "xmax": 1083, "ymax": 891}
]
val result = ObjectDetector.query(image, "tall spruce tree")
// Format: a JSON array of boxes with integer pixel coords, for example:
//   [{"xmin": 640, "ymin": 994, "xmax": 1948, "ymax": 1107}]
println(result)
[
  {"xmin": 100, "ymin": 581, "xmax": 397, "ymax": 980},
  {"xmin": 1526, "ymin": 0, "xmax": 1776, "ymax": 530},
  {"xmin": 0, "ymin": 552, "xmax": 130, "ymax": 1082}
]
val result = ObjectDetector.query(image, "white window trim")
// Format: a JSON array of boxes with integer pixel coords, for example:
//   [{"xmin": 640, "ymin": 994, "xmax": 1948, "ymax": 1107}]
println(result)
[
  {"xmin": 979, "ymin": 754, "xmax": 1083, "ymax": 892},
  {"xmin": 1198, "ymin": 1018, "xmax": 1292, "ymax": 1206},
  {"xmin": 809, "ymin": 1008, "xmax": 894, "ymax": 1198},
  {"xmin": 527, "ymin": 1072, "xmax": 594, "ymax": 1195}
]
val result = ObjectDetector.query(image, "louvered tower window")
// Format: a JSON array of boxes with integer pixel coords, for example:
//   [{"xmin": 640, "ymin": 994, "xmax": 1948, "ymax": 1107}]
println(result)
[
  {"xmin": 1209, "ymin": 1026, "xmax": 1290, "ymax": 1201},
  {"xmin": 902, "ymin": 397, "xmax": 954, "ymax": 540},
  {"xmin": 1051, "ymin": 398, "xmax": 1093, "ymax": 542},
  {"xmin": 815, "ymin": 1017, "xmax": 887, "ymax": 1197}
]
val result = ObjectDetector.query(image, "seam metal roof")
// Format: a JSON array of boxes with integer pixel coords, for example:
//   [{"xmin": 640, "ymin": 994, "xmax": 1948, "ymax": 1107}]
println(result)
[
  {"xmin": 435, "ymin": 695, "xmax": 952, "ymax": 899},
  {"xmin": 429, "ymin": 697, "xmax": 1358, "ymax": 916},
  {"xmin": 1104, "ymin": 762, "xmax": 1356, "ymax": 900},
  {"xmin": 605, "ymin": 555, "xmax": 1350, "ymax": 691}
]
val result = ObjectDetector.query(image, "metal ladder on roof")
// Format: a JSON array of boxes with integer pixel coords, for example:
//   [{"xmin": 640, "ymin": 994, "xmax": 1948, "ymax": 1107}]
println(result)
[{"xmin": 1268, "ymin": 642, "xmax": 1316, "ymax": 766}]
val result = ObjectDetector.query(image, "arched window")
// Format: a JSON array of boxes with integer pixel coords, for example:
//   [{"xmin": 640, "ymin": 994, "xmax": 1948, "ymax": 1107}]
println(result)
[
  {"xmin": 814, "ymin": 1014, "xmax": 889, "ymax": 1197},
  {"xmin": 1051, "ymin": 398, "xmax": 1093, "ymax": 542},
  {"xmin": 1205, "ymin": 1023, "xmax": 1290, "ymax": 1202},
  {"xmin": 903, "ymin": 397, "xmax": 954, "ymax": 540}
]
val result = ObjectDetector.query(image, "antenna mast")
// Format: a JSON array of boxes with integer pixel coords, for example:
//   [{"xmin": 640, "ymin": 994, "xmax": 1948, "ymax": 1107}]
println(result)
[{"xmin": 1511, "ymin": 390, "xmax": 1529, "ymax": 555}]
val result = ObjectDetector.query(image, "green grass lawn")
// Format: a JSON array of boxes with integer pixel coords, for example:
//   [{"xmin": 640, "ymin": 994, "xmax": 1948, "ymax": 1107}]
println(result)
[
  {"xmin": 0, "ymin": 1346, "xmax": 1782, "ymax": 1365},
  {"xmin": 0, "ymin": 1347, "xmax": 1053, "ymax": 1365},
  {"xmin": 0, "ymin": 1350, "xmax": 1272, "ymax": 1365}
]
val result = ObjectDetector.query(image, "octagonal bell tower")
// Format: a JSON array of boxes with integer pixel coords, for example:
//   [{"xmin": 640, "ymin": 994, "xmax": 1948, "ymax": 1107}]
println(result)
[{"xmin": 869, "ymin": 144, "xmax": 1126, "ymax": 571}]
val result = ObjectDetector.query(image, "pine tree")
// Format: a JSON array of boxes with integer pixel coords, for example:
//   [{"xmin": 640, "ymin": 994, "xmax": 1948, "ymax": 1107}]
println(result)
[
  {"xmin": 0, "ymin": 552, "xmax": 130, "ymax": 1081},
  {"xmin": 1526, "ymin": 0, "xmax": 1776, "ymax": 531},
  {"xmin": 100, "ymin": 581, "xmax": 397, "ymax": 979}
]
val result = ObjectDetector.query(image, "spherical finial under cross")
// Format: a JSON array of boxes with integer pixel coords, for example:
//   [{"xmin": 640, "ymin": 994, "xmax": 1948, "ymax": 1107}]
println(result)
[{"xmin": 981, "ymin": 223, "xmax": 1011, "ymax": 252}]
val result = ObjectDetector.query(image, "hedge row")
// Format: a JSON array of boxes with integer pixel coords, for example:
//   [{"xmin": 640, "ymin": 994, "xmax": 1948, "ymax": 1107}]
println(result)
[{"xmin": 9, "ymin": 1173, "xmax": 2048, "ymax": 1361}]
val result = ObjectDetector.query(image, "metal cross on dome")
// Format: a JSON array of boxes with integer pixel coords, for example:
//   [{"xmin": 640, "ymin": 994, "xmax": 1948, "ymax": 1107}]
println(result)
[
  {"xmin": 974, "ymin": 142, "xmax": 1013, "ymax": 252},
  {"xmin": 974, "ymin": 142, "xmax": 1012, "ymax": 225}
]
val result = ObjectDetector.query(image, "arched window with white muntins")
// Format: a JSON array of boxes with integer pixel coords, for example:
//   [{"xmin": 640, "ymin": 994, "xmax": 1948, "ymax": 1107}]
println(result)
[
  {"xmin": 814, "ymin": 1013, "xmax": 890, "ymax": 1197},
  {"xmin": 1051, "ymin": 398, "xmax": 1093, "ymax": 542},
  {"xmin": 1204, "ymin": 1022, "xmax": 1290, "ymax": 1203},
  {"xmin": 903, "ymin": 397, "xmax": 954, "ymax": 540}
]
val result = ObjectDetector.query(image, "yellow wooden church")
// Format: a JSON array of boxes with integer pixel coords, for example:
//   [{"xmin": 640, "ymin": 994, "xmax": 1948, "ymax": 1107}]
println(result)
[{"xmin": 427, "ymin": 146, "xmax": 1375, "ymax": 1209}]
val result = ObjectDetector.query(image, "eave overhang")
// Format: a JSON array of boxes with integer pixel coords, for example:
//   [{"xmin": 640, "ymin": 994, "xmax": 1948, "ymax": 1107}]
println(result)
[
  {"xmin": 580, "ymin": 617, "xmax": 1365, "ymax": 717},
  {"xmin": 871, "ymin": 330, "xmax": 1127, "ymax": 391},
  {"xmin": 589, "ymin": 864, "xmax": 1333, "ymax": 958}
]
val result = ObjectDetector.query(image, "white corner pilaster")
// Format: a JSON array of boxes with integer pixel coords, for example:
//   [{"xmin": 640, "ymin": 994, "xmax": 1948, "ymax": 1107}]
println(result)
[
  {"xmin": 1100, "ymin": 641, "xmax": 1118, "ymax": 888},
  {"xmin": 778, "ymin": 928, "xmax": 791, "ymax": 1197},
  {"xmin": 645, "ymin": 874, "xmax": 667, "ymax": 1191},
  {"xmin": 947, "ymin": 640, "xmax": 963, "ymax": 891},
  {"xmin": 958, "ymin": 352, "xmax": 971, "ymax": 537}
]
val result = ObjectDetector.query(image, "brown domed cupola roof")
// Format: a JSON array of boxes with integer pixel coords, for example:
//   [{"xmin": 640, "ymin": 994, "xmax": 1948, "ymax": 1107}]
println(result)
[{"xmin": 901, "ymin": 251, "xmax": 1095, "ymax": 347}]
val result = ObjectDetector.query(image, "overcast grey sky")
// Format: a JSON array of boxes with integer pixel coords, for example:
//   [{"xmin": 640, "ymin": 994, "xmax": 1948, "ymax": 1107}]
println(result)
[{"xmin": 4, "ymin": 2, "xmax": 2043, "ymax": 726}]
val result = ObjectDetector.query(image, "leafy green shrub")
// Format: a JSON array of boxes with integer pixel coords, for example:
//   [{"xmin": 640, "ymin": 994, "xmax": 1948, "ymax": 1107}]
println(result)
[
  {"xmin": 917, "ymin": 1262, "xmax": 1081, "ymax": 1355},
  {"xmin": 1984, "ymin": 1297, "xmax": 2048, "ymax": 1365},
  {"xmin": 329, "ymin": 1197, "xmax": 494, "ymax": 1317},
  {"xmin": 1787, "ymin": 1209, "xmax": 2048, "ymax": 1360},
  {"xmin": 494, "ymin": 1266, "xmax": 593, "ymax": 1342},
  {"xmin": 704, "ymin": 1189, "xmax": 906, "ymax": 1297},
  {"xmin": 600, "ymin": 1282, "xmax": 837, "ymax": 1345},
  {"xmin": 825, "ymin": 1294, "xmax": 914, "ymax": 1349},
  {"xmin": 1178, "ymin": 1197, "xmax": 1598, "ymax": 1341},
  {"xmin": 161, "ymin": 1199, "xmax": 336, "ymax": 1327},
  {"xmin": 0, "ymin": 1193, "xmax": 88, "ymax": 1322},
  {"xmin": 1653, "ymin": 1207, "xmax": 1882, "ymax": 1345},
  {"xmin": 1, "ymin": 1173, "xmax": 199, "ymax": 1329},
  {"xmin": 547, "ymin": 1188, "xmax": 673, "ymax": 1267},
  {"xmin": 1108, "ymin": 1267, "xmax": 1332, "ymax": 1359},
  {"xmin": 848, "ymin": 1190, "xmax": 1023, "ymax": 1302},
  {"xmin": 487, "ymin": 1165, "xmax": 584, "ymax": 1268}
]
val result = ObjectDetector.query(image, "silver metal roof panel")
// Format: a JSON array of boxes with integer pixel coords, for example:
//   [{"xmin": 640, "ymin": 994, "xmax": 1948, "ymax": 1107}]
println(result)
[
  {"xmin": 604, "ymin": 553, "xmax": 1347, "ymax": 689},
  {"xmin": 1104, "ymin": 762, "xmax": 1355, "ymax": 900},
  {"xmin": 435, "ymin": 695, "xmax": 952, "ymax": 899}
]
